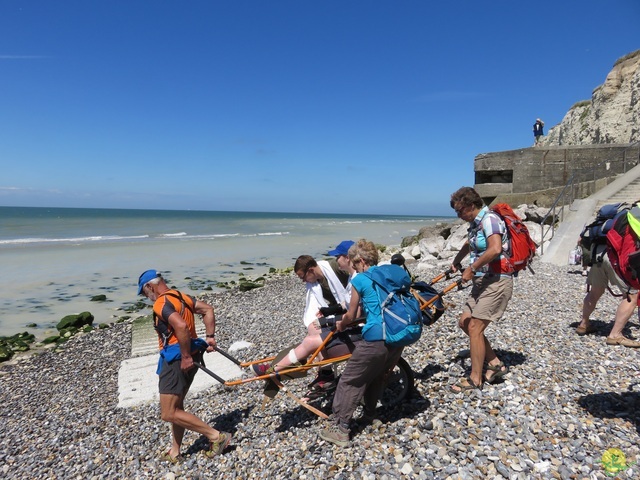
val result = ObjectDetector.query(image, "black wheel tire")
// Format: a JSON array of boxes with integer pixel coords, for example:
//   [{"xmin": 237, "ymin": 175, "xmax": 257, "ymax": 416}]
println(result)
[{"xmin": 379, "ymin": 356, "xmax": 414, "ymax": 408}]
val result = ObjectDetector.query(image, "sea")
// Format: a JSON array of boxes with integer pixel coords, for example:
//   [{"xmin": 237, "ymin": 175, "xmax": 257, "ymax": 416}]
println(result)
[{"xmin": 0, "ymin": 206, "xmax": 453, "ymax": 339}]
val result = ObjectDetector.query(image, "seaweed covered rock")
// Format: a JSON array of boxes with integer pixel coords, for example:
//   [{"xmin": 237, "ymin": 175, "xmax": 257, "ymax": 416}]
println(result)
[
  {"xmin": 56, "ymin": 311, "xmax": 94, "ymax": 331},
  {"xmin": 0, "ymin": 332, "xmax": 36, "ymax": 362}
]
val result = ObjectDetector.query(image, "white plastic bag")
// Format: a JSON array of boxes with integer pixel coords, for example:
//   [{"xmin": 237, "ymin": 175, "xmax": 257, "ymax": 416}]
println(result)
[{"xmin": 568, "ymin": 246, "xmax": 582, "ymax": 265}]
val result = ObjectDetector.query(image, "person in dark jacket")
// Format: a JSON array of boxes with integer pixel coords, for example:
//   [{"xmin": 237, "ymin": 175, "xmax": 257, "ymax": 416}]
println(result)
[{"xmin": 533, "ymin": 118, "xmax": 544, "ymax": 145}]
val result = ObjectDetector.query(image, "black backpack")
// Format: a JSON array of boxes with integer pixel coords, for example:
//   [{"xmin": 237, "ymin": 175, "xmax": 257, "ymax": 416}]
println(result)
[{"xmin": 580, "ymin": 203, "xmax": 630, "ymax": 264}]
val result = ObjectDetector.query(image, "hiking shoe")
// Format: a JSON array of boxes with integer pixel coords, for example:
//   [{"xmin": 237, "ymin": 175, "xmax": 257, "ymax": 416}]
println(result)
[
  {"xmin": 252, "ymin": 363, "xmax": 274, "ymax": 376},
  {"xmin": 205, "ymin": 432, "xmax": 232, "ymax": 457},
  {"xmin": 319, "ymin": 422, "xmax": 349, "ymax": 447}
]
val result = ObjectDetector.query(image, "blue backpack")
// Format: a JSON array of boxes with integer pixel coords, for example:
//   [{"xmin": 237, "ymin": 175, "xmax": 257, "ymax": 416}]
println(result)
[{"xmin": 364, "ymin": 264, "xmax": 423, "ymax": 348}]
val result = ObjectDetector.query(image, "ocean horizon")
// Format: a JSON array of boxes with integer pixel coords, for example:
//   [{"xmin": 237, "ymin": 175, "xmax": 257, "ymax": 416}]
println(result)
[{"xmin": 0, "ymin": 206, "xmax": 454, "ymax": 339}]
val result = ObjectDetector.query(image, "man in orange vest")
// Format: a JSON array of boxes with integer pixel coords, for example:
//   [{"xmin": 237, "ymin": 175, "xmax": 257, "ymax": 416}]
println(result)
[{"xmin": 138, "ymin": 269, "xmax": 232, "ymax": 462}]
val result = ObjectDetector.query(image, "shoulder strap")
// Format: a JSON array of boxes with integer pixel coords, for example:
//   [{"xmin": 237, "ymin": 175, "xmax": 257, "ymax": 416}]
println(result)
[{"xmin": 154, "ymin": 291, "xmax": 195, "ymax": 348}]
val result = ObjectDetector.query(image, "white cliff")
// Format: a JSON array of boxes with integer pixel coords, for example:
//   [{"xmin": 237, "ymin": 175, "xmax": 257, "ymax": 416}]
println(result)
[{"xmin": 541, "ymin": 50, "xmax": 640, "ymax": 146}]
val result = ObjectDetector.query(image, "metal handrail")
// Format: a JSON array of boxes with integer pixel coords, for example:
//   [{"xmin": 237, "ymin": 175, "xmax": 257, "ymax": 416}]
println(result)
[
  {"xmin": 539, "ymin": 174, "xmax": 576, "ymax": 255},
  {"xmin": 539, "ymin": 141, "xmax": 640, "ymax": 255}
]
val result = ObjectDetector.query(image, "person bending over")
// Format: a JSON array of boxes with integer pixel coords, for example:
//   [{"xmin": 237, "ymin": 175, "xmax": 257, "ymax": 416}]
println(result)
[
  {"xmin": 319, "ymin": 239, "xmax": 404, "ymax": 446},
  {"xmin": 137, "ymin": 269, "xmax": 232, "ymax": 462}
]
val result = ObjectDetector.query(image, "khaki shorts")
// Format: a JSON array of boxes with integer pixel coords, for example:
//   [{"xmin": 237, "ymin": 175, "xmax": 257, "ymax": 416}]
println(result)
[
  {"xmin": 463, "ymin": 274, "xmax": 513, "ymax": 322},
  {"xmin": 588, "ymin": 255, "xmax": 638, "ymax": 295}
]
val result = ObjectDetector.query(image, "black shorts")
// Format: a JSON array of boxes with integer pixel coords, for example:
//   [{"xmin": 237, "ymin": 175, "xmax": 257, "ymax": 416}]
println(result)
[
  {"xmin": 158, "ymin": 352, "xmax": 203, "ymax": 396},
  {"xmin": 320, "ymin": 324, "xmax": 362, "ymax": 358}
]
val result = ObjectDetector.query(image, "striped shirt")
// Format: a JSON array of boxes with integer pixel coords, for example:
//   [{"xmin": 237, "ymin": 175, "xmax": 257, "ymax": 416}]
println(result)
[{"xmin": 468, "ymin": 206, "xmax": 512, "ymax": 275}]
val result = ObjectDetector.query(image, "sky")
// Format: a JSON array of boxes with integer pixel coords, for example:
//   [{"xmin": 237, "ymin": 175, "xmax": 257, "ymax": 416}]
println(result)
[{"xmin": 0, "ymin": 1, "xmax": 638, "ymax": 216}]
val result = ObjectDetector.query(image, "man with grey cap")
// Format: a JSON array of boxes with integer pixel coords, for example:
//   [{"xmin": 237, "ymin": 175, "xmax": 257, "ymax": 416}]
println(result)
[{"xmin": 137, "ymin": 269, "xmax": 232, "ymax": 461}]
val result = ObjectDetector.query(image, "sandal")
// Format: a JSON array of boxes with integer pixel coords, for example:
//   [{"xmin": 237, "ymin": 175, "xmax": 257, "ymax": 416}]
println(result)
[
  {"xmin": 450, "ymin": 376, "xmax": 483, "ymax": 393},
  {"xmin": 160, "ymin": 450, "xmax": 183, "ymax": 464},
  {"xmin": 485, "ymin": 362, "xmax": 509, "ymax": 384},
  {"xmin": 576, "ymin": 324, "xmax": 597, "ymax": 336}
]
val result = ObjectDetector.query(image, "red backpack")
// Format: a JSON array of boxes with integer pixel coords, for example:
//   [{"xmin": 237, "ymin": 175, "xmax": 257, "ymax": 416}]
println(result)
[
  {"xmin": 606, "ymin": 210, "xmax": 640, "ymax": 290},
  {"xmin": 491, "ymin": 203, "xmax": 538, "ymax": 274}
]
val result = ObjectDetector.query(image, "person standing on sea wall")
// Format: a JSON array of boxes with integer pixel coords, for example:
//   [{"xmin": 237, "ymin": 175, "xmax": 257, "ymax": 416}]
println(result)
[
  {"xmin": 137, "ymin": 269, "xmax": 232, "ymax": 462},
  {"xmin": 533, "ymin": 118, "xmax": 544, "ymax": 145}
]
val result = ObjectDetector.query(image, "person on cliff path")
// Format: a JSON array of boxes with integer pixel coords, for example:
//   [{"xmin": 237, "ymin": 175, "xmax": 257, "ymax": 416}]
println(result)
[
  {"xmin": 533, "ymin": 118, "xmax": 544, "ymax": 146},
  {"xmin": 449, "ymin": 187, "xmax": 512, "ymax": 393},
  {"xmin": 137, "ymin": 269, "xmax": 232, "ymax": 462}
]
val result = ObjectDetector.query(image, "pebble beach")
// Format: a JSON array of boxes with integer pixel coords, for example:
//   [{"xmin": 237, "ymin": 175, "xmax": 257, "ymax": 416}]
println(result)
[{"xmin": 1, "ymin": 259, "xmax": 639, "ymax": 479}]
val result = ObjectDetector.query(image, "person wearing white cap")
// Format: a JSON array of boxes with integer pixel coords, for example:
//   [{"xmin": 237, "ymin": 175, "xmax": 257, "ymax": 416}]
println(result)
[
  {"xmin": 137, "ymin": 269, "xmax": 232, "ymax": 461},
  {"xmin": 533, "ymin": 118, "xmax": 544, "ymax": 146}
]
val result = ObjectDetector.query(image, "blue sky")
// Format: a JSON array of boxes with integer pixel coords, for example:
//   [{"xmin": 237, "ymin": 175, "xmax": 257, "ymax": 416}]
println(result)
[{"xmin": 1, "ymin": 1, "xmax": 638, "ymax": 216}]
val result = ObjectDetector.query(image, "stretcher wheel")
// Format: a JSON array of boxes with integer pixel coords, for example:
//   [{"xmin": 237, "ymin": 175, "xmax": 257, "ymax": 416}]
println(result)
[{"xmin": 379, "ymin": 356, "xmax": 414, "ymax": 408}]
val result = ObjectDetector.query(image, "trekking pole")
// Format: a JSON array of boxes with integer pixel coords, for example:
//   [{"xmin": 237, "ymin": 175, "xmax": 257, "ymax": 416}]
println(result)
[
  {"xmin": 429, "ymin": 263, "xmax": 462, "ymax": 285},
  {"xmin": 414, "ymin": 279, "xmax": 464, "ymax": 312}
]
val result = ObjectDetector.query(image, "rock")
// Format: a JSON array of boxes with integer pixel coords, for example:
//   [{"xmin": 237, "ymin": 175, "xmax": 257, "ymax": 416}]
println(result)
[
  {"xmin": 525, "ymin": 221, "xmax": 543, "ymax": 246},
  {"xmin": 419, "ymin": 236, "xmax": 445, "ymax": 257},
  {"xmin": 443, "ymin": 224, "xmax": 468, "ymax": 252},
  {"xmin": 401, "ymin": 246, "xmax": 416, "ymax": 260},
  {"xmin": 524, "ymin": 206, "xmax": 553, "ymax": 224},
  {"xmin": 0, "ymin": 344, "xmax": 14, "ymax": 362},
  {"xmin": 56, "ymin": 311, "xmax": 95, "ymax": 331},
  {"xmin": 0, "ymin": 261, "xmax": 639, "ymax": 478}
]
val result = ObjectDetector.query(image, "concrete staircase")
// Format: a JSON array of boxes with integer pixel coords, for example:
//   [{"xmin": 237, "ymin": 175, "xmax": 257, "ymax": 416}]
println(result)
[
  {"xmin": 541, "ymin": 163, "xmax": 640, "ymax": 266},
  {"xmin": 595, "ymin": 176, "xmax": 640, "ymax": 211}
]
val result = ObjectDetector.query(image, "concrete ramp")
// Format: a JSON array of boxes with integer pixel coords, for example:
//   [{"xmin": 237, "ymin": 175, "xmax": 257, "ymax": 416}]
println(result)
[{"xmin": 117, "ymin": 349, "xmax": 244, "ymax": 409}]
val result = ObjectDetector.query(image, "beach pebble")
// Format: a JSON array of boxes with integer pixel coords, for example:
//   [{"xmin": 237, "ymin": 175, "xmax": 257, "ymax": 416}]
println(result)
[{"xmin": 0, "ymin": 260, "xmax": 639, "ymax": 478}]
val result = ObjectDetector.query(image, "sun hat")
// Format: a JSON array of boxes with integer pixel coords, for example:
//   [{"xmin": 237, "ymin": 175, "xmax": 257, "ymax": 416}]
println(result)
[
  {"xmin": 137, "ymin": 269, "xmax": 161, "ymax": 295},
  {"xmin": 328, "ymin": 240, "xmax": 355, "ymax": 257}
]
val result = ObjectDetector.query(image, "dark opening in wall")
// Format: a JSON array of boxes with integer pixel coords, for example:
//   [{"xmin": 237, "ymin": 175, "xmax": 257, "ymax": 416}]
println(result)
[{"xmin": 475, "ymin": 170, "xmax": 513, "ymax": 184}]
